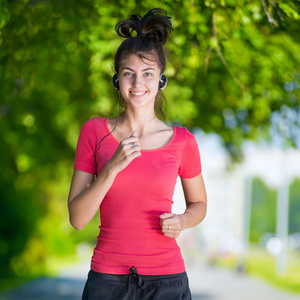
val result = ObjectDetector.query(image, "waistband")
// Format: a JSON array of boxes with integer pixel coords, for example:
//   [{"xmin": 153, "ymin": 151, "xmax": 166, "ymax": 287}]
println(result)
[{"xmin": 88, "ymin": 267, "xmax": 187, "ymax": 287}]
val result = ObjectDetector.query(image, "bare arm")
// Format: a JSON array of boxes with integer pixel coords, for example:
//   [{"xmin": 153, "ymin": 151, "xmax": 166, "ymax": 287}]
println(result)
[
  {"xmin": 68, "ymin": 133, "xmax": 141, "ymax": 230},
  {"xmin": 160, "ymin": 173, "xmax": 207, "ymax": 238},
  {"xmin": 68, "ymin": 165, "xmax": 116, "ymax": 230}
]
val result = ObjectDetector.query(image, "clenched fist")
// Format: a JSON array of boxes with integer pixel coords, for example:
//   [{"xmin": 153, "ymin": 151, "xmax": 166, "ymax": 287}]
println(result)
[{"xmin": 160, "ymin": 213, "xmax": 184, "ymax": 238}]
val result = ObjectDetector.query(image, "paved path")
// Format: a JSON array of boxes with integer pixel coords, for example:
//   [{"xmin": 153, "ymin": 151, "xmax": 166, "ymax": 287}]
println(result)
[
  {"xmin": 187, "ymin": 263, "xmax": 300, "ymax": 300},
  {"xmin": 1, "ymin": 261, "xmax": 299, "ymax": 300}
]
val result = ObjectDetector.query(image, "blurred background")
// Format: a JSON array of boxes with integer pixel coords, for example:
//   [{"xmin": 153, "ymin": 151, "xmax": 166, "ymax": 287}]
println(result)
[{"xmin": 0, "ymin": 0, "xmax": 300, "ymax": 298}]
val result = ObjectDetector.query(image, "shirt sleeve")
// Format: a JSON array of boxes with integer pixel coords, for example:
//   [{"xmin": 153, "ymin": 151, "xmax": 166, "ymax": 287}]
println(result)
[
  {"xmin": 178, "ymin": 129, "xmax": 202, "ymax": 179},
  {"xmin": 73, "ymin": 119, "xmax": 97, "ymax": 175}
]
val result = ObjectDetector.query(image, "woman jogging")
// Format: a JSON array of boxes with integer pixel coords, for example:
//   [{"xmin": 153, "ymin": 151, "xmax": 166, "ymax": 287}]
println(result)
[{"xmin": 68, "ymin": 8, "xmax": 207, "ymax": 300}]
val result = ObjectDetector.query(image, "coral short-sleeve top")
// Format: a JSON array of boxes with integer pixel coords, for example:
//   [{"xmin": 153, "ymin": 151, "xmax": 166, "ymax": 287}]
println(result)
[{"xmin": 74, "ymin": 117, "xmax": 202, "ymax": 275}]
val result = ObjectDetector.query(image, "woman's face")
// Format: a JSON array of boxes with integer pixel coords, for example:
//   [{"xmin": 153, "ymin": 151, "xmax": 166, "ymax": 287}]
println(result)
[{"xmin": 118, "ymin": 54, "xmax": 161, "ymax": 111}]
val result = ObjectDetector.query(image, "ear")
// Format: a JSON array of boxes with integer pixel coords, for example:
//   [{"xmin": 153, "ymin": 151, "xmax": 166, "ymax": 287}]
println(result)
[
  {"xmin": 159, "ymin": 73, "xmax": 167, "ymax": 90},
  {"xmin": 112, "ymin": 73, "xmax": 119, "ymax": 90}
]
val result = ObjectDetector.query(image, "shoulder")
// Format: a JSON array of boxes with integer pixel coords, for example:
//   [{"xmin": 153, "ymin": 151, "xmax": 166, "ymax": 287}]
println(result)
[
  {"xmin": 174, "ymin": 126, "xmax": 195, "ymax": 141},
  {"xmin": 88, "ymin": 117, "xmax": 107, "ymax": 126},
  {"xmin": 81, "ymin": 117, "xmax": 106, "ymax": 131},
  {"xmin": 78, "ymin": 118, "xmax": 108, "ymax": 143}
]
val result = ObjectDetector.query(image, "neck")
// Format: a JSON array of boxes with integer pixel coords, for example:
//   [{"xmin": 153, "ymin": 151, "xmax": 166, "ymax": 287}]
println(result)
[{"xmin": 119, "ymin": 110, "xmax": 160, "ymax": 136}]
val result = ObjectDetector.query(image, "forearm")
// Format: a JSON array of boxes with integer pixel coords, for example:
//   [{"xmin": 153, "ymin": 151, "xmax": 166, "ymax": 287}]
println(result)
[
  {"xmin": 179, "ymin": 201, "xmax": 207, "ymax": 231},
  {"xmin": 69, "ymin": 134, "xmax": 141, "ymax": 230},
  {"xmin": 68, "ymin": 163, "xmax": 117, "ymax": 230}
]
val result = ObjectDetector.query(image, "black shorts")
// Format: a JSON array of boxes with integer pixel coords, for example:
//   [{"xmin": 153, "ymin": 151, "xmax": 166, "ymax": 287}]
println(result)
[{"xmin": 82, "ymin": 266, "xmax": 192, "ymax": 300}]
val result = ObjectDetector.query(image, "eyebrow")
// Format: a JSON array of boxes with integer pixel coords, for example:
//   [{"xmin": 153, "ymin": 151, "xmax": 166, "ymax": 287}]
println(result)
[{"xmin": 121, "ymin": 67, "xmax": 155, "ymax": 72}]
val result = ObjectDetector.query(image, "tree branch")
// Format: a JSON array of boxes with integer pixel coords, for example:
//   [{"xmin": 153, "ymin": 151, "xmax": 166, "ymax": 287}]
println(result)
[
  {"xmin": 261, "ymin": 0, "xmax": 278, "ymax": 27},
  {"xmin": 204, "ymin": 47, "xmax": 212, "ymax": 75},
  {"xmin": 212, "ymin": 12, "xmax": 244, "ymax": 93}
]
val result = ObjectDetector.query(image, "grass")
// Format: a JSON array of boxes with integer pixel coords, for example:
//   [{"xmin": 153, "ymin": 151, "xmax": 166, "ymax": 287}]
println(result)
[
  {"xmin": 0, "ymin": 277, "xmax": 28, "ymax": 293},
  {"xmin": 0, "ymin": 254, "xmax": 82, "ymax": 293},
  {"xmin": 246, "ymin": 247, "xmax": 300, "ymax": 294},
  {"xmin": 216, "ymin": 246, "xmax": 300, "ymax": 294},
  {"xmin": 0, "ymin": 242, "xmax": 93, "ymax": 294}
]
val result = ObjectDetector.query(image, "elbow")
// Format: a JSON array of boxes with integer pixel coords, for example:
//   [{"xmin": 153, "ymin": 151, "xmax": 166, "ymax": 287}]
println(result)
[
  {"xmin": 196, "ymin": 200, "xmax": 207, "ymax": 223},
  {"xmin": 68, "ymin": 203, "xmax": 87, "ymax": 230},
  {"xmin": 201, "ymin": 201, "xmax": 207, "ymax": 221},
  {"xmin": 69, "ymin": 217, "xmax": 85, "ymax": 231},
  {"xmin": 73, "ymin": 224, "xmax": 85, "ymax": 231}
]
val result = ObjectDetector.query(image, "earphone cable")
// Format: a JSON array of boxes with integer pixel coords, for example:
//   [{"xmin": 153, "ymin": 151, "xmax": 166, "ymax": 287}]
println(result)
[{"xmin": 93, "ymin": 93, "xmax": 121, "ymax": 177}]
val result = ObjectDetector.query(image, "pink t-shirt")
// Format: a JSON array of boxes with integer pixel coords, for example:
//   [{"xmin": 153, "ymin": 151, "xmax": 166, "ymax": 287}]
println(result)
[{"xmin": 74, "ymin": 117, "xmax": 202, "ymax": 275}]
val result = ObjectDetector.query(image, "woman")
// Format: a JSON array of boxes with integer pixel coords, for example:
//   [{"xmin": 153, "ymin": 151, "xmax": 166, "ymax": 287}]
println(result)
[{"xmin": 68, "ymin": 8, "xmax": 207, "ymax": 300}]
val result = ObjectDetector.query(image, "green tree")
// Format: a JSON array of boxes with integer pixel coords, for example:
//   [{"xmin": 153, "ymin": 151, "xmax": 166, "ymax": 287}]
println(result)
[
  {"xmin": 289, "ymin": 178, "xmax": 300, "ymax": 234},
  {"xmin": 250, "ymin": 177, "xmax": 277, "ymax": 243},
  {"xmin": 0, "ymin": 0, "xmax": 299, "ymax": 280}
]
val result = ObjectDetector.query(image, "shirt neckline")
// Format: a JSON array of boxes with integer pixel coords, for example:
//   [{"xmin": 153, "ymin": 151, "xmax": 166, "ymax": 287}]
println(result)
[{"xmin": 104, "ymin": 118, "xmax": 176, "ymax": 152}]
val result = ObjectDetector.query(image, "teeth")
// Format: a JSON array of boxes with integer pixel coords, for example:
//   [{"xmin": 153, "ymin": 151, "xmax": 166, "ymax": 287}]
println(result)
[{"xmin": 131, "ymin": 92, "xmax": 145, "ymax": 96}]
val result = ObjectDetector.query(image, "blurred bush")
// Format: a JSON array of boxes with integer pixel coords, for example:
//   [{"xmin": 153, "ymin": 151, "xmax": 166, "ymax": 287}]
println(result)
[
  {"xmin": 289, "ymin": 178, "xmax": 300, "ymax": 234},
  {"xmin": 0, "ymin": 0, "xmax": 299, "ymax": 283},
  {"xmin": 249, "ymin": 177, "xmax": 300, "ymax": 244},
  {"xmin": 250, "ymin": 177, "xmax": 277, "ymax": 243}
]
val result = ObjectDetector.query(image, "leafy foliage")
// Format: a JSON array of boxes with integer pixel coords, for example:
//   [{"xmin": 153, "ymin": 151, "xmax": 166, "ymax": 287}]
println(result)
[
  {"xmin": 0, "ymin": 0, "xmax": 299, "ymax": 279},
  {"xmin": 250, "ymin": 177, "xmax": 277, "ymax": 243},
  {"xmin": 289, "ymin": 178, "xmax": 300, "ymax": 234}
]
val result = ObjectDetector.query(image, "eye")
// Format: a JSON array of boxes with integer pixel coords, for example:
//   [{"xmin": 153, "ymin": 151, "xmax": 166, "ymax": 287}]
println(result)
[
  {"xmin": 123, "ymin": 72, "xmax": 133, "ymax": 77},
  {"xmin": 144, "ymin": 72, "xmax": 152, "ymax": 77}
]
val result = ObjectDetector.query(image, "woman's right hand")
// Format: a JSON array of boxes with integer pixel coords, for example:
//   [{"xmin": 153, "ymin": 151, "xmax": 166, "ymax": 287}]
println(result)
[
  {"xmin": 68, "ymin": 132, "xmax": 141, "ymax": 230},
  {"xmin": 107, "ymin": 132, "xmax": 141, "ymax": 174}
]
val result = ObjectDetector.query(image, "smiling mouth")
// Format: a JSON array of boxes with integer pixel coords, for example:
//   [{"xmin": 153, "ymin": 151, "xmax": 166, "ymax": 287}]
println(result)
[{"xmin": 130, "ymin": 91, "xmax": 147, "ymax": 96}]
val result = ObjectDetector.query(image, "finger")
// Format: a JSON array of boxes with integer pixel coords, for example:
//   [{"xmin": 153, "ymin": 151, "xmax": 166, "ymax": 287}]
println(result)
[
  {"xmin": 130, "ymin": 131, "xmax": 137, "ymax": 137},
  {"xmin": 162, "ymin": 225, "xmax": 181, "ymax": 239},
  {"xmin": 162, "ymin": 222, "xmax": 179, "ymax": 230},
  {"xmin": 120, "ymin": 140, "xmax": 139, "ymax": 153},
  {"xmin": 128, "ymin": 145, "xmax": 141, "ymax": 155},
  {"xmin": 165, "ymin": 233, "xmax": 180, "ymax": 239},
  {"xmin": 121, "ymin": 136, "xmax": 139, "ymax": 145},
  {"xmin": 160, "ymin": 217, "xmax": 175, "ymax": 229},
  {"xmin": 161, "ymin": 216, "xmax": 181, "ymax": 232},
  {"xmin": 127, "ymin": 140, "xmax": 142, "ymax": 154},
  {"xmin": 160, "ymin": 214, "xmax": 173, "ymax": 228},
  {"xmin": 160, "ymin": 213, "xmax": 175, "ymax": 220},
  {"xmin": 120, "ymin": 136, "xmax": 140, "ymax": 151},
  {"xmin": 124, "ymin": 140, "xmax": 140, "ymax": 153}
]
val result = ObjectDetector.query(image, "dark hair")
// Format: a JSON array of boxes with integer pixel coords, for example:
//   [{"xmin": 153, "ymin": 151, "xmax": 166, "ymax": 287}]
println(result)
[{"xmin": 114, "ymin": 8, "xmax": 173, "ymax": 119}]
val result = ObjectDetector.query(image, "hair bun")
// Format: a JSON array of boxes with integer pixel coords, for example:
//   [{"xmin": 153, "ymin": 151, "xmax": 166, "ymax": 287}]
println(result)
[{"xmin": 115, "ymin": 8, "xmax": 173, "ymax": 45}]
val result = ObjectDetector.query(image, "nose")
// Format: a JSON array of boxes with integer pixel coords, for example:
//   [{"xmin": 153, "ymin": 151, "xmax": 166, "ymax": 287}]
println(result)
[{"xmin": 133, "ymin": 74, "xmax": 143, "ymax": 87}]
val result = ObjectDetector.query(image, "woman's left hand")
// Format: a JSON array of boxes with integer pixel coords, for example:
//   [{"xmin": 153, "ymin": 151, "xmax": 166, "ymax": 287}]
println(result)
[{"xmin": 159, "ymin": 213, "xmax": 183, "ymax": 238}]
